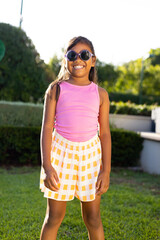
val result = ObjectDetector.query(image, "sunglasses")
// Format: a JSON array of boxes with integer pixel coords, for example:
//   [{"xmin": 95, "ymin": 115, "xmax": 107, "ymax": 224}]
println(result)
[{"xmin": 65, "ymin": 49, "xmax": 94, "ymax": 62}]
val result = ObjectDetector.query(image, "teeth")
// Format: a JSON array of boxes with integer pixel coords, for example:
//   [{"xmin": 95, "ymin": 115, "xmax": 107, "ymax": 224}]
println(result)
[{"xmin": 74, "ymin": 66, "xmax": 84, "ymax": 69}]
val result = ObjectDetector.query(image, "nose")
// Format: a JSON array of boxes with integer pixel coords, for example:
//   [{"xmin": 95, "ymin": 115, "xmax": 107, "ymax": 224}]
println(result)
[{"xmin": 76, "ymin": 53, "xmax": 81, "ymax": 60}]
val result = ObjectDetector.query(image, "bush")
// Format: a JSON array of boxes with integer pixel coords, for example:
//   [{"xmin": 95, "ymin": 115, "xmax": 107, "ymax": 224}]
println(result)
[
  {"xmin": 110, "ymin": 101, "xmax": 158, "ymax": 116},
  {"xmin": 0, "ymin": 23, "xmax": 48, "ymax": 102},
  {"xmin": 0, "ymin": 100, "xmax": 43, "ymax": 127},
  {"xmin": 0, "ymin": 126, "xmax": 41, "ymax": 165},
  {"xmin": 0, "ymin": 126, "xmax": 143, "ymax": 167},
  {"xmin": 109, "ymin": 92, "xmax": 160, "ymax": 105},
  {"xmin": 111, "ymin": 128, "xmax": 143, "ymax": 167},
  {"xmin": 0, "ymin": 100, "xmax": 158, "ymax": 129}
]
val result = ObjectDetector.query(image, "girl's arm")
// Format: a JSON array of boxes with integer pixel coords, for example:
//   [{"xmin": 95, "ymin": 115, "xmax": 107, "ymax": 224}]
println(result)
[
  {"xmin": 96, "ymin": 87, "xmax": 111, "ymax": 195},
  {"xmin": 40, "ymin": 84, "xmax": 59, "ymax": 191}
]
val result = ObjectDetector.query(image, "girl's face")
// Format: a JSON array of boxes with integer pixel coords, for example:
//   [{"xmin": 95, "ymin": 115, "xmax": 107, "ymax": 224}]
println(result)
[{"xmin": 65, "ymin": 43, "xmax": 96, "ymax": 80}]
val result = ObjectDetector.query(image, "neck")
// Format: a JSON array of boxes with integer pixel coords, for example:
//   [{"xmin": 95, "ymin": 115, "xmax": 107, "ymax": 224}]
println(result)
[{"xmin": 68, "ymin": 76, "xmax": 91, "ymax": 85}]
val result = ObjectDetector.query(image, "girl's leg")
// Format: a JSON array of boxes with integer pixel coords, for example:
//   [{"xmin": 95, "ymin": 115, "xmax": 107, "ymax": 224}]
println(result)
[
  {"xmin": 40, "ymin": 198, "xmax": 67, "ymax": 240},
  {"xmin": 81, "ymin": 195, "xmax": 105, "ymax": 240}
]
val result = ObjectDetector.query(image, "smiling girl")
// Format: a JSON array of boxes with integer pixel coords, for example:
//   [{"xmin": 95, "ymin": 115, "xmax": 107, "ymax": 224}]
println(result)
[{"xmin": 39, "ymin": 36, "xmax": 111, "ymax": 240}]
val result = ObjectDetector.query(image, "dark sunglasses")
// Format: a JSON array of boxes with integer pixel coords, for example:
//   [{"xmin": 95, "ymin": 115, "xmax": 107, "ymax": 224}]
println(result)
[{"xmin": 65, "ymin": 49, "xmax": 94, "ymax": 62}]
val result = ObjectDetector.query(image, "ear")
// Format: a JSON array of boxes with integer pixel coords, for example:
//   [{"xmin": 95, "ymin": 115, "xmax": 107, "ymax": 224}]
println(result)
[{"xmin": 91, "ymin": 56, "xmax": 96, "ymax": 67}]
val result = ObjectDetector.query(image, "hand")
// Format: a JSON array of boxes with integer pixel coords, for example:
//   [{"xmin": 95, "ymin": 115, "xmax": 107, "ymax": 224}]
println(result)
[
  {"xmin": 96, "ymin": 170, "xmax": 110, "ymax": 196},
  {"xmin": 44, "ymin": 166, "xmax": 60, "ymax": 191}
]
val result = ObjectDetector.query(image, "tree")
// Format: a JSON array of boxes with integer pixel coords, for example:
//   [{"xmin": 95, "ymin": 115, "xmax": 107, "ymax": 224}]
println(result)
[
  {"xmin": 0, "ymin": 23, "xmax": 49, "ymax": 102},
  {"xmin": 115, "ymin": 59, "xmax": 142, "ymax": 94},
  {"xmin": 149, "ymin": 48, "xmax": 160, "ymax": 66},
  {"xmin": 96, "ymin": 59, "xmax": 119, "ymax": 92},
  {"xmin": 48, "ymin": 54, "xmax": 61, "ymax": 78}
]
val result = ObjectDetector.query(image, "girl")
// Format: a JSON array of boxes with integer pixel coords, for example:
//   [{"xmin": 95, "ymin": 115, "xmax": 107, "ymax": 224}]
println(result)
[{"xmin": 39, "ymin": 36, "xmax": 111, "ymax": 240}]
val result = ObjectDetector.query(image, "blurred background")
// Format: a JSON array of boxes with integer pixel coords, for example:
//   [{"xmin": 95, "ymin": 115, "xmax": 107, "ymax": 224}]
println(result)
[
  {"xmin": 0, "ymin": 1, "xmax": 160, "ymax": 240},
  {"xmin": 0, "ymin": 0, "xmax": 160, "ymax": 104}
]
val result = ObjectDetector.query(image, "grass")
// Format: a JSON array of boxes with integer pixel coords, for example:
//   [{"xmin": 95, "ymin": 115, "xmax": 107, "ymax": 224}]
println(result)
[{"xmin": 0, "ymin": 166, "xmax": 159, "ymax": 240}]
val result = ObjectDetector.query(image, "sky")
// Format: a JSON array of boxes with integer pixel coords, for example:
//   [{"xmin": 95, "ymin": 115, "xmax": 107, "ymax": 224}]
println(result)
[{"xmin": 0, "ymin": 0, "xmax": 160, "ymax": 66}]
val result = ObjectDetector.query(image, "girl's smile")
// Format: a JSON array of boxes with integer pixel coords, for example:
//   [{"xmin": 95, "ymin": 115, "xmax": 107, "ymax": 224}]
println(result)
[
  {"xmin": 73, "ymin": 65, "xmax": 85, "ymax": 70},
  {"xmin": 65, "ymin": 43, "xmax": 96, "ymax": 83}
]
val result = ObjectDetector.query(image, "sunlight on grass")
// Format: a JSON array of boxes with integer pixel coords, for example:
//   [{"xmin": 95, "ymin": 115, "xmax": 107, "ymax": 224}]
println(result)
[{"xmin": 0, "ymin": 167, "xmax": 159, "ymax": 240}]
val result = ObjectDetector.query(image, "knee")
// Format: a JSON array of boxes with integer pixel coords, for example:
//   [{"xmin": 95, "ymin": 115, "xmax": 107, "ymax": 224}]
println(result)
[
  {"xmin": 46, "ymin": 209, "xmax": 66, "ymax": 227},
  {"xmin": 83, "ymin": 212, "xmax": 101, "ymax": 229}
]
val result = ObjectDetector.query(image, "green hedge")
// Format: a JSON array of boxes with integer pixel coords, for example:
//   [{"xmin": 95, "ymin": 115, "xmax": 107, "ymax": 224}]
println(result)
[
  {"xmin": 109, "ymin": 92, "xmax": 160, "ymax": 105},
  {"xmin": 0, "ymin": 101, "xmax": 43, "ymax": 127},
  {"xmin": 0, "ymin": 126, "xmax": 143, "ymax": 167},
  {"xmin": 0, "ymin": 126, "xmax": 41, "ymax": 165},
  {"xmin": 110, "ymin": 101, "xmax": 157, "ymax": 116},
  {"xmin": 111, "ymin": 128, "xmax": 143, "ymax": 167},
  {"xmin": 0, "ymin": 100, "xmax": 158, "ymax": 128}
]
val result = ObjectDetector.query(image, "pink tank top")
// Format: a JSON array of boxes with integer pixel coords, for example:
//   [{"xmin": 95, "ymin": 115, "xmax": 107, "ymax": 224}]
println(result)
[{"xmin": 54, "ymin": 81, "xmax": 100, "ymax": 142}]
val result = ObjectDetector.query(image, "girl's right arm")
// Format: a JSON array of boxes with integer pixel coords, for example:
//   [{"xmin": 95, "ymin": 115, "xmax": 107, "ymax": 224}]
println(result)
[{"xmin": 40, "ymin": 84, "xmax": 59, "ymax": 191}]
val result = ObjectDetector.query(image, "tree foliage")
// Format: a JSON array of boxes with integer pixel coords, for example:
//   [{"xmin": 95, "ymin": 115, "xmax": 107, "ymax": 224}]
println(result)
[
  {"xmin": 149, "ymin": 48, "xmax": 160, "ymax": 66},
  {"xmin": 0, "ymin": 23, "xmax": 49, "ymax": 102},
  {"xmin": 96, "ymin": 59, "xmax": 119, "ymax": 92},
  {"xmin": 48, "ymin": 54, "xmax": 61, "ymax": 78},
  {"xmin": 115, "ymin": 52, "xmax": 160, "ymax": 96},
  {"xmin": 115, "ymin": 59, "xmax": 142, "ymax": 94},
  {"xmin": 1, "ymin": 22, "xmax": 159, "ymax": 104}
]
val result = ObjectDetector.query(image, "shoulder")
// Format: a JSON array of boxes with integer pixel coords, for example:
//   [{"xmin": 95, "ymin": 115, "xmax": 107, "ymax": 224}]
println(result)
[
  {"xmin": 98, "ymin": 86, "xmax": 110, "ymax": 106},
  {"xmin": 45, "ymin": 82, "xmax": 59, "ymax": 101}
]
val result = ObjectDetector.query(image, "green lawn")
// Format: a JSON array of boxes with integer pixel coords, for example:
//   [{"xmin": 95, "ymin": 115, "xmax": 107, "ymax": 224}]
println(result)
[{"xmin": 0, "ymin": 166, "xmax": 159, "ymax": 240}]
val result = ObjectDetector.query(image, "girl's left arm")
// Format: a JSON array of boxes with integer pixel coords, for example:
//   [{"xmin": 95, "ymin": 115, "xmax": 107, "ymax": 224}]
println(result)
[{"xmin": 96, "ymin": 87, "xmax": 112, "ymax": 196}]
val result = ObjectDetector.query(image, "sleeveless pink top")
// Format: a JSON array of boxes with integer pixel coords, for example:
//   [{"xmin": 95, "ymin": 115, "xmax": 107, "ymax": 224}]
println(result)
[{"xmin": 54, "ymin": 81, "xmax": 100, "ymax": 142}]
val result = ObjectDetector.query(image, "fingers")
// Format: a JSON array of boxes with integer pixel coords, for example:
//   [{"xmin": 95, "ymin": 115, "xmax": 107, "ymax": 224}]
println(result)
[
  {"xmin": 44, "ymin": 168, "xmax": 60, "ymax": 191},
  {"xmin": 44, "ymin": 178, "xmax": 59, "ymax": 191},
  {"xmin": 50, "ymin": 177, "xmax": 59, "ymax": 191},
  {"xmin": 96, "ymin": 180, "xmax": 102, "ymax": 195},
  {"xmin": 53, "ymin": 169, "xmax": 60, "ymax": 184},
  {"xmin": 96, "ymin": 180, "xmax": 109, "ymax": 196}
]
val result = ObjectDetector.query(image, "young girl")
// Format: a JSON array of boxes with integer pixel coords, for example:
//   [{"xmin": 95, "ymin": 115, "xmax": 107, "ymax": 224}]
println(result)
[{"xmin": 39, "ymin": 36, "xmax": 111, "ymax": 240}]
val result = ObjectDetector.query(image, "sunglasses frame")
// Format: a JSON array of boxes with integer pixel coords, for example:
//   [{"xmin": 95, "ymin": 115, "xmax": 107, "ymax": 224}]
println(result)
[{"xmin": 65, "ymin": 49, "xmax": 94, "ymax": 62}]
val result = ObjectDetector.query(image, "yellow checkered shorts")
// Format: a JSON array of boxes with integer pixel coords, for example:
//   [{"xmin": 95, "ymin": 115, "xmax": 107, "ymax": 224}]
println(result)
[{"xmin": 39, "ymin": 129, "xmax": 102, "ymax": 202}]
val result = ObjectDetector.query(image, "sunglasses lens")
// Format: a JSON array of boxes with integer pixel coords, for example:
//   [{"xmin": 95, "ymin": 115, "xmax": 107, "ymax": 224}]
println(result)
[
  {"xmin": 80, "ymin": 50, "xmax": 90, "ymax": 61},
  {"xmin": 67, "ymin": 51, "xmax": 77, "ymax": 61}
]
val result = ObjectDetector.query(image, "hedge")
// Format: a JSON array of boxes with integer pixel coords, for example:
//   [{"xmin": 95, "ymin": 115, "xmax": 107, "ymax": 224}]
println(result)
[
  {"xmin": 110, "ymin": 101, "xmax": 158, "ymax": 116},
  {"xmin": 111, "ymin": 128, "xmax": 143, "ymax": 167},
  {"xmin": 0, "ymin": 101, "xmax": 43, "ymax": 127},
  {"xmin": 0, "ymin": 126, "xmax": 143, "ymax": 167},
  {"xmin": 109, "ymin": 92, "xmax": 160, "ymax": 105},
  {"xmin": 0, "ymin": 100, "xmax": 159, "ymax": 128}
]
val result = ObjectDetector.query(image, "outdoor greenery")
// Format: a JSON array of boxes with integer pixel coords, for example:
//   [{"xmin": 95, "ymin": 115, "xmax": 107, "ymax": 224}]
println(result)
[
  {"xmin": 48, "ymin": 50, "xmax": 160, "ymax": 100},
  {"xmin": 0, "ymin": 23, "xmax": 50, "ymax": 103},
  {"xmin": 0, "ymin": 100, "xmax": 43, "ymax": 127},
  {"xmin": 0, "ymin": 166, "xmax": 159, "ymax": 240},
  {"xmin": 110, "ymin": 101, "xmax": 157, "ymax": 116},
  {"xmin": 0, "ymin": 126, "xmax": 143, "ymax": 167},
  {"xmin": 0, "ymin": 23, "xmax": 160, "ymax": 104},
  {"xmin": 109, "ymin": 92, "xmax": 160, "ymax": 105},
  {"xmin": 0, "ymin": 23, "xmax": 159, "ymax": 240},
  {"xmin": 0, "ymin": 100, "xmax": 158, "ymax": 128}
]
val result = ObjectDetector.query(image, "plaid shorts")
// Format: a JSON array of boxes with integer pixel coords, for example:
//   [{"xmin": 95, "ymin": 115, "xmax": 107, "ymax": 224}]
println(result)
[{"xmin": 39, "ymin": 129, "xmax": 102, "ymax": 202}]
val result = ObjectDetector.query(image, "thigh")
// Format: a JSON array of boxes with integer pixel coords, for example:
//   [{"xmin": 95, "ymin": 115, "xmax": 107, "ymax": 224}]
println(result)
[
  {"xmin": 46, "ymin": 198, "xmax": 67, "ymax": 217},
  {"xmin": 80, "ymin": 195, "xmax": 101, "ymax": 217}
]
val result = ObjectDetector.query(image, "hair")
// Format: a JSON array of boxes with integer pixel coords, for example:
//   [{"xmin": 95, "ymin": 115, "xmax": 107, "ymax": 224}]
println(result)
[{"xmin": 44, "ymin": 36, "xmax": 98, "ymax": 102}]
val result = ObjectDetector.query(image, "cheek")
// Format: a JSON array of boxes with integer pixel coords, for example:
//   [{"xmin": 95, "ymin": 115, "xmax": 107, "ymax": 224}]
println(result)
[{"xmin": 66, "ymin": 61, "xmax": 72, "ymax": 72}]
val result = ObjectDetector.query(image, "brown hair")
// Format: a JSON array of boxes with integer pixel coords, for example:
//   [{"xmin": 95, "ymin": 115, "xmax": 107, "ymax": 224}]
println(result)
[{"xmin": 44, "ymin": 36, "xmax": 98, "ymax": 102}]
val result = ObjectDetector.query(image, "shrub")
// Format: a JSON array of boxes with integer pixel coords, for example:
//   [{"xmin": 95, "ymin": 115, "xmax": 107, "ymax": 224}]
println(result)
[
  {"xmin": 0, "ymin": 126, "xmax": 41, "ymax": 165},
  {"xmin": 110, "ymin": 101, "xmax": 158, "ymax": 116},
  {"xmin": 0, "ymin": 126, "xmax": 143, "ymax": 167},
  {"xmin": 111, "ymin": 128, "xmax": 143, "ymax": 167},
  {"xmin": 0, "ymin": 100, "xmax": 43, "ymax": 127},
  {"xmin": 1, "ymin": 100, "xmax": 158, "ymax": 129},
  {"xmin": 0, "ymin": 23, "xmax": 48, "ymax": 102},
  {"xmin": 109, "ymin": 92, "xmax": 160, "ymax": 105}
]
